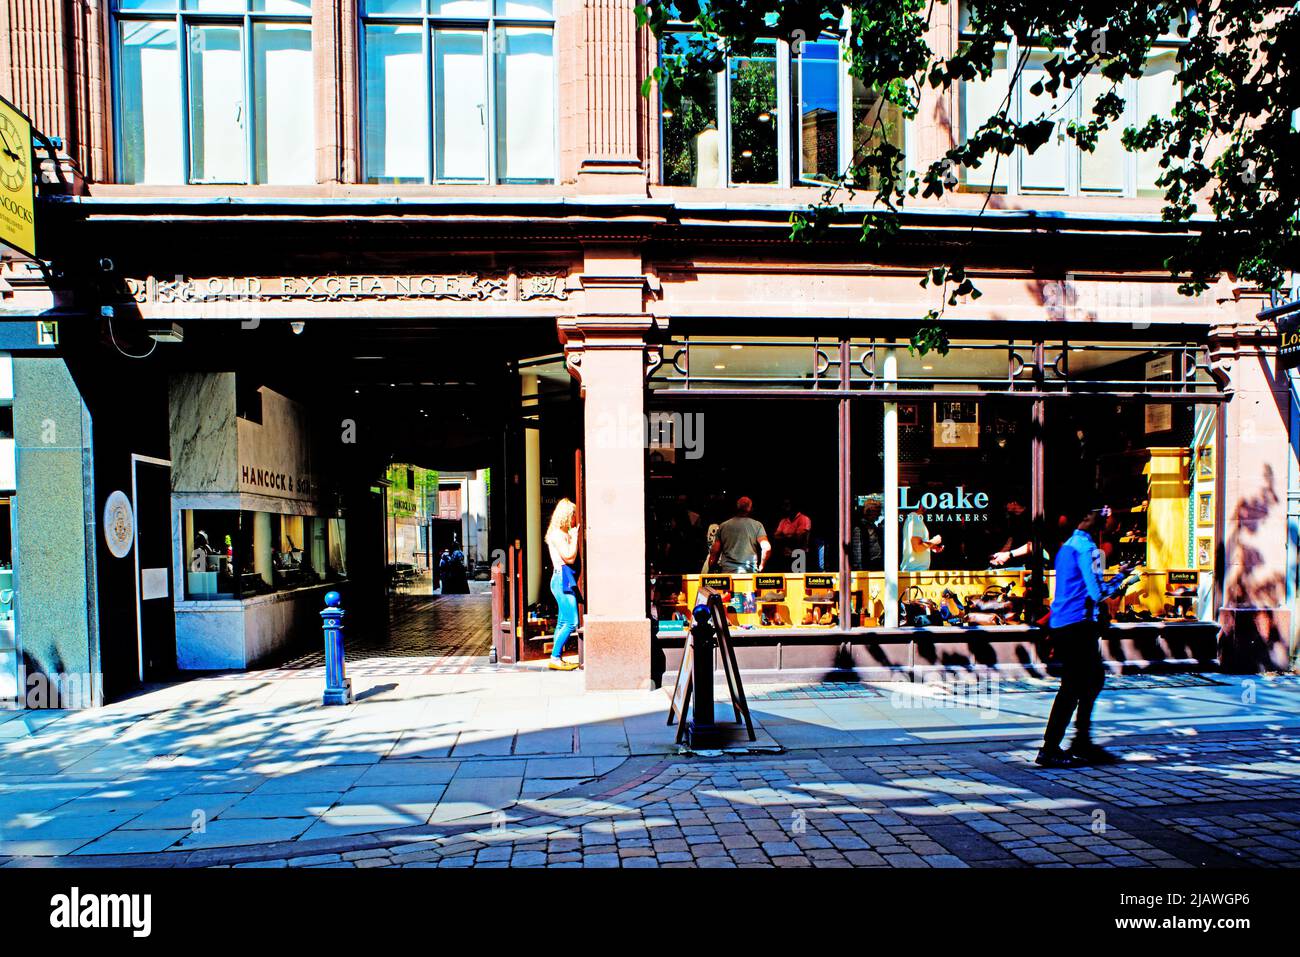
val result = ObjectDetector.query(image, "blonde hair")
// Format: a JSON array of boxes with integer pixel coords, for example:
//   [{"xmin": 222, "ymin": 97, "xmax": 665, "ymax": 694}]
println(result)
[{"xmin": 548, "ymin": 498, "xmax": 577, "ymax": 536}]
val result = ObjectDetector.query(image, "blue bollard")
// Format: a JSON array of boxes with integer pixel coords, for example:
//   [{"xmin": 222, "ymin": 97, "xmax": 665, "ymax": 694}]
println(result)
[{"xmin": 321, "ymin": 591, "xmax": 352, "ymax": 706}]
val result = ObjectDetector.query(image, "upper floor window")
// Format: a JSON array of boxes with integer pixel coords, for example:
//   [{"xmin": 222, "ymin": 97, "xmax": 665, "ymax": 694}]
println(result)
[
  {"xmin": 959, "ymin": 15, "xmax": 1183, "ymax": 197},
  {"xmin": 659, "ymin": 31, "xmax": 904, "ymax": 189},
  {"xmin": 361, "ymin": 0, "xmax": 556, "ymax": 184},
  {"xmin": 113, "ymin": 0, "xmax": 315, "ymax": 185}
]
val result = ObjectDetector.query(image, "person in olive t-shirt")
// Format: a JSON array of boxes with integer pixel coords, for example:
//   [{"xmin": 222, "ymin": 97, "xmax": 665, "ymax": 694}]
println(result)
[{"xmin": 708, "ymin": 496, "xmax": 771, "ymax": 573}]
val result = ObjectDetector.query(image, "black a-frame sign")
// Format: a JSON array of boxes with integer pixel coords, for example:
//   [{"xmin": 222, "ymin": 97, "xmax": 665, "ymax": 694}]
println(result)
[{"xmin": 667, "ymin": 593, "xmax": 755, "ymax": 745}]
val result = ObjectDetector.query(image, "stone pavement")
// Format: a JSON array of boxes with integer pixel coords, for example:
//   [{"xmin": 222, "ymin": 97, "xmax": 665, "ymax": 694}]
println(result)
[{"xmin": 1, "ymin": 667, "xmax": 1298, "ymax": 867}]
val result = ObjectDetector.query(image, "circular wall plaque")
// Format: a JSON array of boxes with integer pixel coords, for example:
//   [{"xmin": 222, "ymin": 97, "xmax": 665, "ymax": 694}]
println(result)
[{"xmin": 103, "ymin": 490, "xmax": 135, "ymax": 559}]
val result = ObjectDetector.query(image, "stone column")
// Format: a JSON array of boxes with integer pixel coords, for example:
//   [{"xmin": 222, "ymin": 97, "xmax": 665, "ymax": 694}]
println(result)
[
  {"xmin": 12, "ymin": 357, "xmax": 99, "ymax": 707},
  {"xmin": 1212, "ymin": 312, "xmax": 1296, "ymax": 671},
  {"xmin": 314, "ymin": 0, "xmax": 359, "ymax": 183},
  {"xmin": 558, "ymin": 245, "xmax": 654, "ymax": 689},
  {"xmin": 575, "ymin": 0, "xmax": 648, "ymax": 194}
]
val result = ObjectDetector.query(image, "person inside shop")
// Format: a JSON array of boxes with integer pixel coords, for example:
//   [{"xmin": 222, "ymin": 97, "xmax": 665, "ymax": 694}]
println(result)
[
  {"xmin": 666, "ymin": 494, "xmax": 705, "ymax": 571},
  {"xmin": 189, "ymin": 530, "xmax": 213, "ymax": 573},
  {"xmin": 545, "ymin": 497, "xmax": 581, "ymax": 671},
  {"xmin": 989, "ymin": 494, "xmax": 1040, "ymax": 568},
  {"xmin": 900, "ymin": 504, "xmax": 943, "ymax": 572},
  {"xmin": 852, "ymin": 495, "xmax": 884, "ymax": 570},
  {"xmin": 1036, "ymin": 503, "xmax": 1136, "ymax": 769},
  {"xmin": 772, "ymin": 498, "xmax": 812, "ymax": 571},
  {"xmin": 708, "ymin": 496, "xmax": 771, "ymax": 574}
]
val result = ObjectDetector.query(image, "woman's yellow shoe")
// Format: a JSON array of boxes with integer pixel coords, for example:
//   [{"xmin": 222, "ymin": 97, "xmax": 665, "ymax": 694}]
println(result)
[{"xmin": 548, "ymin": 659, "xmax": 579, "ymax": 671}]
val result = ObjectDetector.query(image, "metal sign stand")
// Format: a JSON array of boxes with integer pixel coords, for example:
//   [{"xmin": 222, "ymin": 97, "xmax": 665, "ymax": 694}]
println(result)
[{"xmin": 667, "ymin": 592, "xmax": 755, "ymax": 749}]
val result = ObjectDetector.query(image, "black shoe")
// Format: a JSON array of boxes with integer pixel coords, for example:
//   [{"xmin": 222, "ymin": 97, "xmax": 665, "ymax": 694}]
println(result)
[
  {"xmin": 1035, "ymin": 747, "xmax": 1085, "ymax": 769},
  {"xmin": 1068, "ymin": 741, "xmax": 1119, "ymax": 765}
]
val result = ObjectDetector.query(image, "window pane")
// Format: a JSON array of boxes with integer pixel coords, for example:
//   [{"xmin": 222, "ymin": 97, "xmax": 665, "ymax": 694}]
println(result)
[
  {"xmin": 367, "ymin": 0, "xmax": 423, "ymax": 12},
  {"xmin": 494, "ymin": 27, "xmax": 555, "ymax": 182},
  {"xmin": 797, "ymin": 40, "xmax": 840, "ymax": 184},
  {"xmin": 184, "ymin": 0, "xmax": 246, "ymax": 10},
  {"xmin": 254, "ymin": 0, "xmax": 312, "ymax": 11},
  {"xmin": 659, "ymin": 35, "xmax": 720, "ymax": 187},
  {"xmin": 364, "ymin": 24, "xmax": 429, "ymax": 183},
  {"xmin": 253, "ymin": 22, "xmax": 314, "ymax": 184},
  {"xmin": 1079, "ymin": 70, "xmax": 1125, "ymax": 192},
  {"xmin": 647, "ymin": 397, "xmax": 840, "ymax": 586},
  {"xmin": 118, "ymin": 20, "xmax": 184, "ymax": 184},
  {"xmin": 961, "ymin": 45, "xmax": 1009, "ymax": 188},
  {"xmin": 434, "ymin": 30, "xmax": 487, "ymax": 181},
  {"xmin": 898, "ymin": 396, "xmax": 1032, "ymax": 597},
  {"xmin": 182, "ymin": 510, "xmax": 239, "ymax": 600},
  {"xmin": 851, "ymin": 77, "xmax": 905, "ymax": 186},
  {"xmin": 1135, "ymin": 49, "xmax": 1178, "ymax": 195},
  {"xmin": 431, "ymin": 0, "xmax": 488, "ymax": 13},
  {"xmin": 728, "ymin": 42, "xmax": 778, "ymax": 185},
  {"xmin": 1045, "ymin": 393, "xmax": 1214, "ymax": 620},
  {"xmin": 1018, "ymin": 52, "xmax": 1068, "ymax": 191},
  {"xmin": 187, "ymin": 24, "xmax": 247, "ymax": 183},
  {"xmin": 117, "ymin": 0, "xmax": 179, "ymax": 9},
  {"xmin": 495, "ymin": 0, "xmax": 552, "ymax": 16}
]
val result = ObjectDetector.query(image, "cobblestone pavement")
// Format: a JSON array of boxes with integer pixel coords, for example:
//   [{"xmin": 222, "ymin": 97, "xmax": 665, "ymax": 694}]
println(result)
[
  {"xmin": 4, "ymin": 673, "xmax": 1297, "ymax": 866},
  {"xmin": 43, "ymin": 728, "xmax": 1293, "ymax": 870}
]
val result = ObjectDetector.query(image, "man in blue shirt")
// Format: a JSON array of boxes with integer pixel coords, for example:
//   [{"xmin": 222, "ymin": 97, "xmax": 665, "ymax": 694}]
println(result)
[{"xmin": 1037, "ymin": 505, "xmax": 1136, "ymax": 768}]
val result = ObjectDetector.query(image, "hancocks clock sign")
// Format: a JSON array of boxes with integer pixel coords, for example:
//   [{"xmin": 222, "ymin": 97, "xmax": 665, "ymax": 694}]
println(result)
[{"xmin": 0, "ymin": 95, "xmax": 36, "ymax": 259}]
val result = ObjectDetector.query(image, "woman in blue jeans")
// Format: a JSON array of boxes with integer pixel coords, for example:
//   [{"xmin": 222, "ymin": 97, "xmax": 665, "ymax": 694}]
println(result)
[{"xmin": 545, "ymin": 498, "xmax": 581, "ymax": 671}]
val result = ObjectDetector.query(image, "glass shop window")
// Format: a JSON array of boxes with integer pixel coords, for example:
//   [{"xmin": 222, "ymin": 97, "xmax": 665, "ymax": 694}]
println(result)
[
  {"xmin": 182, "ymin": 509, "xmax": 241, "ymax": 599},
  {"xmin": 1045, "ymin": 394, "xmax": 1217, "ymax": 622}
]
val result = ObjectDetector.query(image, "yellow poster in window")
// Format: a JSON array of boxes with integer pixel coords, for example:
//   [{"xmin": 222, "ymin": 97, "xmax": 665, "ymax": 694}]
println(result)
[{"xmin": 0, "ymin": 96, "xmax": 36, "ymax": 258}]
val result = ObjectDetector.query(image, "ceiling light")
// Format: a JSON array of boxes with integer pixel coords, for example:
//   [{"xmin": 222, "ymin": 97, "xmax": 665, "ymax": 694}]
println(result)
[
  {"xmin": 662, "ymin": 108, "xmax": 674, "ymax": 119},
  {"xmin": 757, "ymin": 112, "xmax": 771, "ymax": 123},
  {"xmin": 741, "ymin": 149, "xmax": 753, "ymax": 158},
  {"xmin": 290, "ymin": 321, "xmax": 305, "ymax": 335},
  {"xmin": 714, "ymin": 364, "xmax": 727, "ymax": 370},
  {"xmin": 731, "ymin": 344, "xmax": 743, "ymax": 350}
]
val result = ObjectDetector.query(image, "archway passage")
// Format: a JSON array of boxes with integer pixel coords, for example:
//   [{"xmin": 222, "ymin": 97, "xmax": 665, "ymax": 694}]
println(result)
[{"xmin": 61, "ymin": 312, "xmax": 579, "ymax": 694}]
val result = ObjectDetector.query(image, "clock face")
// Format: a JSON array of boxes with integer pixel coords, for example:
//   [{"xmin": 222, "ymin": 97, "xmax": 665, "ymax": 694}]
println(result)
[{"xmin": 0, "ymin": 113, "xmax": 28, "ymax": 193}]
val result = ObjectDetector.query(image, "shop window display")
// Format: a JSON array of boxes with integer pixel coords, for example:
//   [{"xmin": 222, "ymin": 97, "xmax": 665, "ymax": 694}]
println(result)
[
  {"xmin": 646, "ymin": 334, "xmax": 1222, "ymax": 635},
  {"xmin": 1045, "ymin": 396, "xmax": 1215, "ymax": 623},
  {"xmin": 648, "ymin": 398, "xmax": 839, "ymax": 632},
  {"xmin": 863, "ymin": 396, "xmax": 1036, "ymax": 628},
  {"xmin": 182, "ymin": 509, "xmax": 347, "ymax": 600},
  {"xmin": 183, "ymin": 509, "xmax": 240, "ymax": 599}
]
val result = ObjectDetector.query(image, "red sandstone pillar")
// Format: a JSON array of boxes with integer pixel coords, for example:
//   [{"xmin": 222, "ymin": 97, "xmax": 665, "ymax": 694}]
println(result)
[
  {"xmin": 559, "ymin": 244, "xmax": 656, "ymax": 689},
  {"xmin": 575, "ymin": 0, "xmax": 648, "ymax": 194}
]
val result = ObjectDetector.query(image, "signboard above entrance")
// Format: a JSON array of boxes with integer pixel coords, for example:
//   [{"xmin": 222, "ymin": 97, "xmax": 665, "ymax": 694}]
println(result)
[
  {"xmin": 122, "ymin": 272, "xmax": 570, "ymax": 305},
  {"xmin": 0, "ymin": 95, "xmax": 36, "ymax": 259}
]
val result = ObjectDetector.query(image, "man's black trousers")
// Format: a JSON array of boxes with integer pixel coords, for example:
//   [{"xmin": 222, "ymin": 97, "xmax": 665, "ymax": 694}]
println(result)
[{"xmin": 1043, "ymin": 620, "xmax": 1107, "ymax": 750}]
